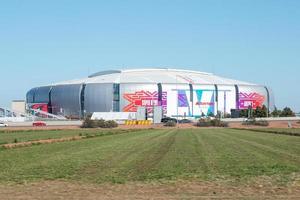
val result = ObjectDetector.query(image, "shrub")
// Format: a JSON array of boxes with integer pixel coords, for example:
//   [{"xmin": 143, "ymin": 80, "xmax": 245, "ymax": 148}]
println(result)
[
  {"xmin": 254, "ymin": 120, "xmax": 269, "ymax": 126},
  {"xmin": 195, "ymin": 119, "xmax": 211, "ymax": 127},
  {"xmin": 242, "ymin": 119, "xmax": 269, "ymax": 127},
  {"xmin": 95, "ymin": 119, "xmax": 118, "ymax": 128},
  {"xmin": 81, "ymin": 116, "xmax": 97, "ymax": 128},
  {"xmin": 195, "ymin": 119, "xmax": 228, "ymax": 127},
  {"xmin": 96, "ymin": 119, "xmax": 106, "ymax": 128},
  {"xmin": 178, "ymin": 119, "xmax": 192, "ymax": 124},
  {"xmin": 164, "ymin": 121, "xmax": 177, "ymax": 127},
  {"xmin": 81, "ymin": 118, "xmax": 118, "ymax": 128},
  {"xmin": 210, "ymin": 119, "xmax": 229, "ymax": 127},
  {"xmin": 104, "ymin": 120, "xmax": 118, "ymax": 128}
]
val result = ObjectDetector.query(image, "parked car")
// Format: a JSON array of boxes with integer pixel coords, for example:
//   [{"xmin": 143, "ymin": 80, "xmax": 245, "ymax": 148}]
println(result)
[
  {"xmin": 0, "ymin": 122, "xmax": 8, "ymax": 127},
  {"xmin": 32, "ymin": 121, "xmax": 47, "ymax": 127}
]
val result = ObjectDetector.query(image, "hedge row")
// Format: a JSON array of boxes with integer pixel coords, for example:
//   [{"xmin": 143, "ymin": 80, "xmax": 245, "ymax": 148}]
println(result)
[
  {"xmin": 81, "ymin": 118, "xmax": 118, "ymax": 128},
  {"xmin": 195, "ymin": 119, "xmax": 229, "ymax": 127},
  {"xmin": 242, "ymin": 119, "xmax": 269, "ymax": 127}
]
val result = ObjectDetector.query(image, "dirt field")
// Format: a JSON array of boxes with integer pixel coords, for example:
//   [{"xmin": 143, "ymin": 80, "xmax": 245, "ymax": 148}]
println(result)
[{"xmin": 0, "ymin": 179, "xmax": 299, "ymax": 200}]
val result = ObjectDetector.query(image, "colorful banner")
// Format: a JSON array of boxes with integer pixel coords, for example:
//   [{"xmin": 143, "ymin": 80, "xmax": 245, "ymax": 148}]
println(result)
[
  {"xmin": 176, "ymin": 89, "xmax": 215, "ymax": 116},
  {"xmin": 122, "ymin": 89, "xmax": 265, "ymax": 115},
  {"xmin": 178, "ymin": 90, "xmax": 189, "ymax": 107},
  {"xmin": 177, "ymin": 90, "xmax": 191, "ymax": 116},
  {"xmin": 238, "ymin": 92, "xmax": 265, "ymax": 109},
  {"xmin": 123, "ymin": 90, "xmax": 167, "ymax": 113},
  {"xmin": 194, "ymin": 90, "xmax": 215, "ymax": 116},
  {"xmin": 31, "ymin": 103, "xmax": 48, "ymax": 112}
]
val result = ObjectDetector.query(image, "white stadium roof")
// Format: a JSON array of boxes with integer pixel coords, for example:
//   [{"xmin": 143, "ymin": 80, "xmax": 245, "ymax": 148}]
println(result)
[{"xmin": 52, "ymin": 68, "xmax": 257, "ymax": 86}]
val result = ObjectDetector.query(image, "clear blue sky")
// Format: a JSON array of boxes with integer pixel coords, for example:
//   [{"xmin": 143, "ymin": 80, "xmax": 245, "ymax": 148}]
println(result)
[{"xmin": 0, "ymin": 0, "xmax": 299, "ymax": 111}]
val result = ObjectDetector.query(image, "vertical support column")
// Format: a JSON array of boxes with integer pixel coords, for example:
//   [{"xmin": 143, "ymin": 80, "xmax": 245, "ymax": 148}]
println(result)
[
  {"xmin": 264, "ymin": 86, "xmax": 270, "ymax": 117},
  {"xmin": 157, "ymin": 83, "xmax": 162, "ymax": 105},
  {"xmin": 189, "ymin": 84, "xmax": 193, "ymax": 116},
  {"xmin": 234, "ymin": 85, "xmax": 239, "ymax": 110},
  {"xmin": 113, "ymin": 83, "xmax": 120, "ymax": 112},
  {"xmin": 214, "ymin": 84, "xmax": 218, "ymax": 116},
  {"xmin": 157, "ymin": 83, "xmax": 163, "ymax": 118},
  {"xmin": 48, "ymin": 87, "xmax": 53, "ymax": 114},
  {"xmin": 224, "ymin": 92, "xmax": 227, "ymax": 114},
  {"xmin": 80, "ymin": 84, "xmax": 86, "ymax": 119}
]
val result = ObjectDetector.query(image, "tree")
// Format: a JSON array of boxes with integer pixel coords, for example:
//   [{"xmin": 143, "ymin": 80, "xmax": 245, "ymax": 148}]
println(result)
[
  {"xmin": 262, "ymin": 105, "xmax": 268, "ymax": 117},
  {"xmin": 271, "ymin": 106, "xmax": 281, "ymax": 117},
  {"xmin": 253, "ymin": 105, "xmax": 268, "ymax": 118},
  {"xmin": 239, "ymin": 109, "xmax": 248, "ymax": 118},
  {"xmin": 280, "ymin": 107, "xmax": 295, "ymax": 117}
]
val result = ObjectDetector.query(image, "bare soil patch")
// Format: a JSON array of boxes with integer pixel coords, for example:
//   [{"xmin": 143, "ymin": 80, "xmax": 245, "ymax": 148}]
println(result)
[
  {"xmin": 2, "ymin": 136, "xmax": 83, "ymax": 149},
  {"xmin": 229, "ymin": 121, "xmax": 300, "ymax": 129},
  {"xmin": 0, "ymin": 180, "xmax": 299, "ymax": 200},
  {"xmin": 2, "ymin": 125, "xmax": 81, "ymax": 131}
]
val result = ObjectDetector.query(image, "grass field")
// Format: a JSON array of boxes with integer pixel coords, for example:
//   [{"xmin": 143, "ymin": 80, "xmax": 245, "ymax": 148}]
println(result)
[
  {"xmin": 0, "ymin": 129, "xmax": 132, "ymax": 145},
  {"xmin": 0, "ymin": 128, "xmax": 299, "ymax": 186},
  {"xmin": 246, "ymin": 128, "xmax": 300, "ymax": 136}
]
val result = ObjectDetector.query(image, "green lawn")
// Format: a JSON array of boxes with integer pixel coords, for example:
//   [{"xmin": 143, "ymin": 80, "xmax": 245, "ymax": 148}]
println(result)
[
  {"xmin": 0, "ymin": 129, "xmax": 131, "ymax": 145},
  {"xmin": 0, "ymin": 128, "xmax": 299, "ymax": 184},
  {"xmin": 247, "ymin": 128, "xmax": 300, "ymax": 136}
]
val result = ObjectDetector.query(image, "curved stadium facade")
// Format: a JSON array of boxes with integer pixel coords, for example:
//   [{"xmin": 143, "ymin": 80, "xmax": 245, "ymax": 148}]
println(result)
[{"xmin": 26, "ymin": 68, "xmax": 274, "ymax": 118}]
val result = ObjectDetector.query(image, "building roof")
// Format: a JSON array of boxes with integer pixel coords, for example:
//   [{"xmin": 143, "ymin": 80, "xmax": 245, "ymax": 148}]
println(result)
[{"xmin": 51, "ymin": 68, "xmax": 258, "ymax": 86}]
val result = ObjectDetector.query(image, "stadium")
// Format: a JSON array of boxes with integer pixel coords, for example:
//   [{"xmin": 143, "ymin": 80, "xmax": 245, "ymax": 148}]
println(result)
[{"xmin": 26, "ymin": 68, "xmax": 274, "ymax": 119}]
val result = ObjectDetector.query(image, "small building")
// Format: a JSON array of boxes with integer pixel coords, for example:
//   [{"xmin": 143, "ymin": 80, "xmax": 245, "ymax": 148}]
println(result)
[{"xmin": 11, "ymin": 100, "xmax": 26, "ymax": 114}]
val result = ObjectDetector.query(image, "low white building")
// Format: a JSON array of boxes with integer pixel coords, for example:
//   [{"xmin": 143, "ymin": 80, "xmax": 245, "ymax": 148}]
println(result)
[{"xmin": 11, "ymin": 100, "xmax": 26, "ymax": 115}]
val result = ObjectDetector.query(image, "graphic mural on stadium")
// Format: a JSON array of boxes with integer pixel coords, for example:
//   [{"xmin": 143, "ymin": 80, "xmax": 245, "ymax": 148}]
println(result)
[
  {"xmin": 177, "ymin": 89, "xmax": 215, "ymax": 116},
  {"xmin": 238, "ymin": 92, "xmax": 265, "ymax": 109},
  {"xmin": 123, "ymin": 90, "xmax": 167, "ymax": 113}
]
